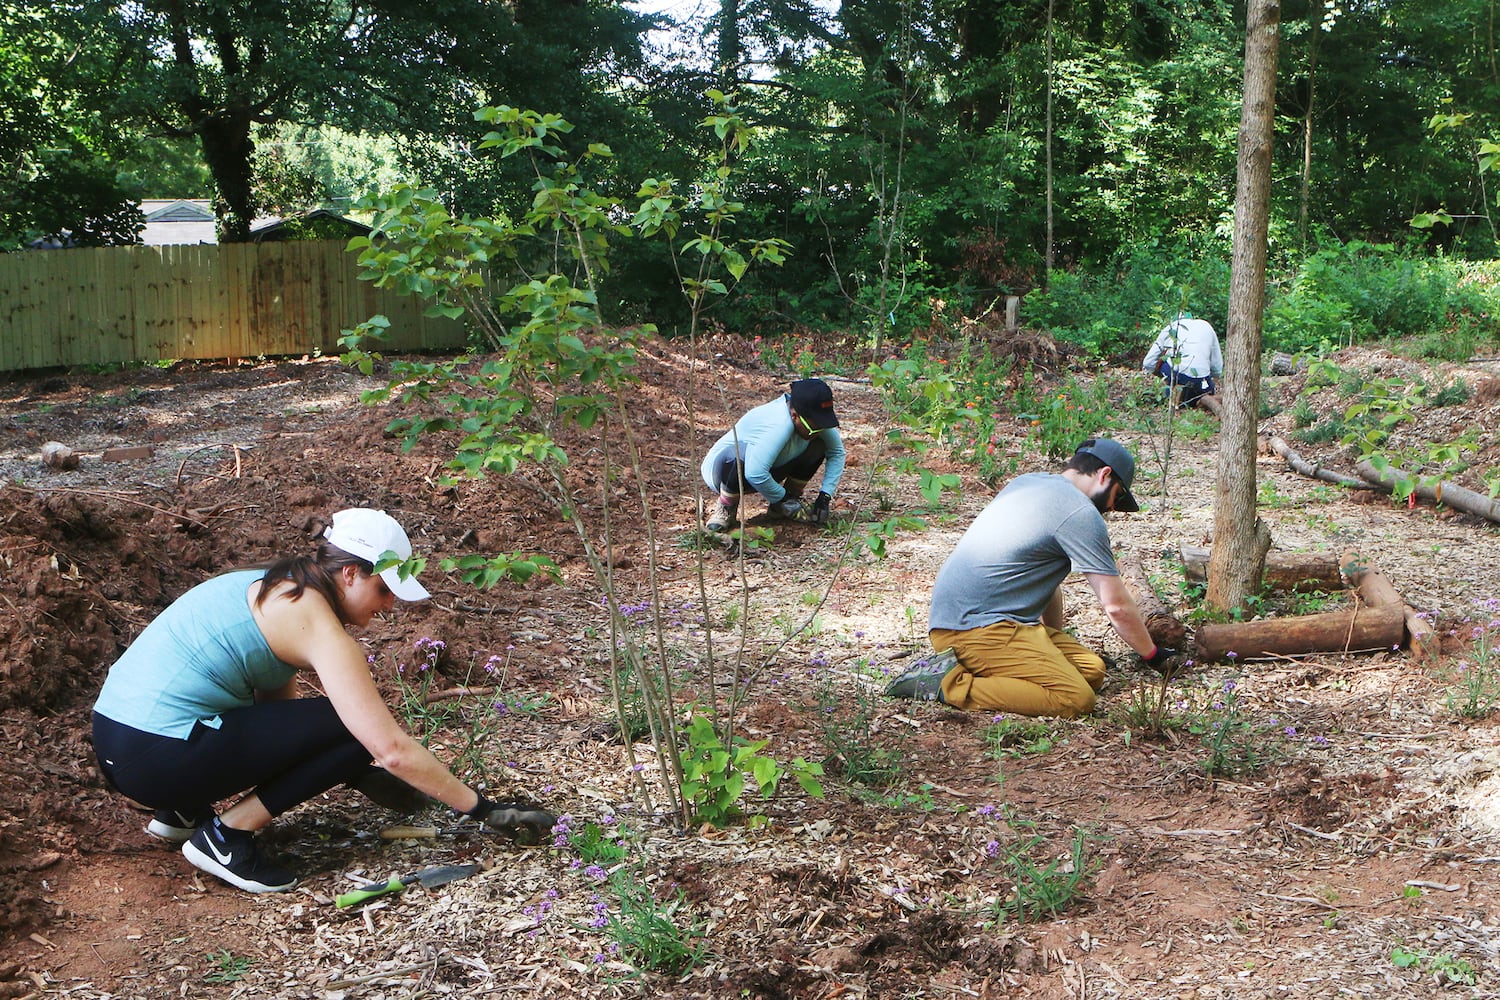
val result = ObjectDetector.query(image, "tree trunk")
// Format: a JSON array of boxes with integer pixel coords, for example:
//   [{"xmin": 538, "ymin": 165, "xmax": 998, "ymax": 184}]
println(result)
[
  {"xmin": 199, "ymin": 112, "xmax": 257, "ymax": 243},
  {"xmin": 1044, "ymin": 0, "xmax": 1055, "ymax": 286},
  {"xmin": 1207, "ymin": 0, "xmax": 1280, "ymax": 615},
  {"xmin": 717, "ymin": 0, "xmax": 740, "ymax": 89},
  {"xmin": 1194, "ymin": 604, "xmax": 1403, "ymax": 662},
  {"xmin": 1298, "ymin": 9, "xmax": 1321, "ymax": 248}
]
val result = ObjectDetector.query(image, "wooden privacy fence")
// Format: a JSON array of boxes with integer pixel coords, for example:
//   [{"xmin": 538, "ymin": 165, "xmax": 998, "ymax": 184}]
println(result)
[{"xmin": 0, "ymin": 241, "xmax": 466, "ymax": 372}]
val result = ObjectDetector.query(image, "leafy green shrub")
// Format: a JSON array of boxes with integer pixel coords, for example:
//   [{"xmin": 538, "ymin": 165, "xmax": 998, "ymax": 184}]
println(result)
[
  {"xmin": 1264, "ymin": 243, "xmax": 1499, "ymax": 353},
  {"xmin": 1023, "ymin": 240, "xmax": 1229, "ymax": 358}
]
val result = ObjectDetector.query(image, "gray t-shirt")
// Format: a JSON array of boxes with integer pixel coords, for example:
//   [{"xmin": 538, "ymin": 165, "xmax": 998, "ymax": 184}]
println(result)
[{"xmin": 929, "ymin": 473, "xmax": 1120, "ymax": 631}]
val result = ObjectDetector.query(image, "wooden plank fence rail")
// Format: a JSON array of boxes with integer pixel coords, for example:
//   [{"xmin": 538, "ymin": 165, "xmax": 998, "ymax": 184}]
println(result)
[{"xmin": 0, "ymin": 241, "xmax": 465, "ymax": 372}]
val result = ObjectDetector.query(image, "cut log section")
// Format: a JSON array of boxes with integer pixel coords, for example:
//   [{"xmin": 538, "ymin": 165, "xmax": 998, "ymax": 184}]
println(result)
[
  {"xmin": 1194, "ymin": 604, "xmax": 1405, "ymax": 662},
  {"xmin": 1264, "ymin": 436, "xmax": 1372, "ymax": 490},
  {"xmin": 1179, "ymin": 544, "xmax": 1345, "ymax": 593},
  {"xmin": 1197, "ymin": 393, "xmax": 1222, "ymax": 417},
  {"xmin": 1339, "ymin": 550, "xmax": 1439, "ymax": 665},
  {"xmin": 1119, "ymin": 552, "xmax": 1188, "ymax": 650},
  {"xmin": 1354, "ymin": 459, "xmax": 1500, "ymax": 525}
]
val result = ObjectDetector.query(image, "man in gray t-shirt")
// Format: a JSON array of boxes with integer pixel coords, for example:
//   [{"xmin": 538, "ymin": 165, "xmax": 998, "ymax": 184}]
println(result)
[{"xmin": 889, "ymin": 438, "xmax": 1176, "ymax": 717}]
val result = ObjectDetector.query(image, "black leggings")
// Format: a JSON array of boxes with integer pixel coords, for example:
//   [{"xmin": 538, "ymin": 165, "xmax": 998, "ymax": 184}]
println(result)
[
  {"xmin": 710, "ymin": 436, "xmax": 828, "ymax": 496},
  {"xmin": 93, "ymin": 697, "xmax": 375, "ymax": 818}
]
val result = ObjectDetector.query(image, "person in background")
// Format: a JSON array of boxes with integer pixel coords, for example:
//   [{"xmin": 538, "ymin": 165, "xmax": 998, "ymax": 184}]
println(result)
[
  {"xmin": 92, "ymin": 508, "xmax": 556, "ymax": 894},
  {"xmin": 885, "ymin": 439, "xmax": 1177, "ymax": 716},
  {"xmin": 1142, "ymin": 311, "xmax": 1223, "ymax": 408},
  {"xmin": 701, "ymin": 378, "xmax": 846, "ymax": 532}
]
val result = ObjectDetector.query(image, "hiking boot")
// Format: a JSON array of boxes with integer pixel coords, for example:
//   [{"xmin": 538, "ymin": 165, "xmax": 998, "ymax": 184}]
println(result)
[
  {"xmin": 705, "ymin": 493, "xmax": 739, "ymax": 533},
  {"xmin": 474, "ymin": 802, "xmax": 559, "ymax": 846},
  {"xmin": 884, "ymin": 648, "xmax": 959, "ymax": 702},
  {"xmin": 182, "ymin": 818, "xmax": 298, "ymax": 894},
  {"xmin": 146, "ymin": 807, "xmax": 215, "ymax": 845},
  {"xmin": 349, "ymin": 768, "xmax": 437, "ymax": 814}
]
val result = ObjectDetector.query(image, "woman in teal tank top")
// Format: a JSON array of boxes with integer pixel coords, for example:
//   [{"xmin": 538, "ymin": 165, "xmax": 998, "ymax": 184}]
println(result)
[{"xmin": 92, "ymin": 508, "xmax": 556, "ymax": 894}]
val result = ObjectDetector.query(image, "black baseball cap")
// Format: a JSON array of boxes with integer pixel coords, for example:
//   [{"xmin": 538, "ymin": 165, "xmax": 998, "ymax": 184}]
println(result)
[
  {"xmin": 1075, "ymin": 438, "xmax": 1139, "ymax": 512},
  {"xmin": 788, "ymin": 379, "xmax": 839, "ymax": 429}
]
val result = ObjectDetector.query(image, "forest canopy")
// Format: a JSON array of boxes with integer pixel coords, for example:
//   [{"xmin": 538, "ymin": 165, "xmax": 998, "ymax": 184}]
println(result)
[{"xmin": 3, "ymin": 0, "xmax": 1497, "ymax": 345}]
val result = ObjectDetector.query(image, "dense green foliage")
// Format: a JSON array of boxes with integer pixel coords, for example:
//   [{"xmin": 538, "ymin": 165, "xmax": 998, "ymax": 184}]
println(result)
[{"xmin": 4, "ymin": 0, "xmax": 1497, "ymax": 343}]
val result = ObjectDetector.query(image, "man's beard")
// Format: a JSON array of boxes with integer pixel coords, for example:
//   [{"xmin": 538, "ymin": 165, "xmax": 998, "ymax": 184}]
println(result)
[{"xmin": 1089, "ymin": 483, "xmax": 1113, "ymax": 514}]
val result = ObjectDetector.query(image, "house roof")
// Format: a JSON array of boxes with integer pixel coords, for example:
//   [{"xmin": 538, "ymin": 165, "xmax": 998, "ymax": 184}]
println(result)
[
  {"xmin": 137, "ymin": 201, "xmax": 368, "ymax": 245},
  {"xmin": 141, "ymin": 199, "xmax": 217, "ymax": 245}
]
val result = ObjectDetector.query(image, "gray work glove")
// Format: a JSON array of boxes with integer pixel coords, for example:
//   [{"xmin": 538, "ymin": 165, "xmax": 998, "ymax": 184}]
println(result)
[
  {"xmin": 810, "ymin": 491, "xmax": 832, "ymax": 525},
  {"xmin": 769, "ymin": 498, "xmax": 804, "ymax": 520},
  {"xmin": 789, "ymin": 491, "xmax": 833, "ymax": 526},
  {"xmin": 462, "ymin": 794, "xmax": 557, "ymax": 846}
]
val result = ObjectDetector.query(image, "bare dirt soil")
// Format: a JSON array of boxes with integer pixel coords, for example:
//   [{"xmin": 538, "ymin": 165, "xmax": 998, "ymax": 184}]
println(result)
[{"xmin": 2, "ymin": 338, "xmax": 1500, "ymax": 999}]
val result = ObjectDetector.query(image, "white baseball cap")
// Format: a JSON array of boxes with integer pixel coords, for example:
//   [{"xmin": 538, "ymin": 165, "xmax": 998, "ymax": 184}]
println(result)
[{"xmin": 323, "ymin": 508, "xmax": 431, "ymax": 601}]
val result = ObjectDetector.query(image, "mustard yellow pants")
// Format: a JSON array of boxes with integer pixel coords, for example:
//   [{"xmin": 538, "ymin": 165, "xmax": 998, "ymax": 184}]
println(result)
[{"xmin": 930, "ymin": 621, "xmax": 1107, "ymax": 718}]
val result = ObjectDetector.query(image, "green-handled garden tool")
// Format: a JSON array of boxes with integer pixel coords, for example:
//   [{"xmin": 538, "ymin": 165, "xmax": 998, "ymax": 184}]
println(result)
[{"xmin": 335, "ymin": 863, "xmax": 481, "ymax": 908}]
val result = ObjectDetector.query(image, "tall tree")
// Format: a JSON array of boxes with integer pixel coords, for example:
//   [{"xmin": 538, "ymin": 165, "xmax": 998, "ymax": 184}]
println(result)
[
  {"xmin": 57, "ymin": 1, "xmax": 651, "ymax": 242},
  {"xmin": 1208, "ymin": 0, "xmax": 1280, "ymax": 614}
]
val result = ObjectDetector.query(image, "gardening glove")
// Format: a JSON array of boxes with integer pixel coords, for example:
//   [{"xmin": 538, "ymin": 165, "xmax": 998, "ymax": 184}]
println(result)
[
  {"xmin": 769, "ymin": 498, "xmax": 804, "ymax": 520},
  {"xmin": 1142, "ymin": 645, "xmax": 1182, "ymax": 676},
  {"xmin": 463, "ymin": 793, "xmax": 558, "ymax": 846}
]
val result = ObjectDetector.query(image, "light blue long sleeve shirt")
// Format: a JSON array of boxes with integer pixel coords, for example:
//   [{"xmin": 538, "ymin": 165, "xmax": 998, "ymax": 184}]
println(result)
[{"xmin": 700, "ymin": 394, "xmax": 846, "ymax": 503}]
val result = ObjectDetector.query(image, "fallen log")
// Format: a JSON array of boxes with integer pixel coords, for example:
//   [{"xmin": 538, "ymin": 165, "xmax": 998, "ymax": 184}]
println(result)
[
  {"xmin": 1119, "ymin": 552, "xmax": 1188, "ymax": 650},
  {"xmin": 1193, "ymin": 604, "xmax": 1404, "ymax": 663},
  {"xmin": 1264, "ymin": 435, "xmax": 1372, "ymax": 490},
  {"xmin": 1179, "ymin": 544, "xmax": 1345, "ymax": 593},
  {"xmin": 1196, "ymin": 393, "xmax": 1222, "ymax": 417},
  {"xmin": 1354, "ymin": 459, "xmax": 1500, "ymax": 525},
  {"xmin": 1339, "ymin": 550, "xmax": 1439, "ymax": 665}
]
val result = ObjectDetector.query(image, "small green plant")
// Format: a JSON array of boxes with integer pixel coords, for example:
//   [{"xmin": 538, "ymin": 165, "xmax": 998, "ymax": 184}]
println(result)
[
  {"xmin": 1012, "ymin": 372, "xmax": 1118, "ymax": 459},
  {"xmin": 1256, "ymin": 478, "xmax": 1295, "ymax": 509},
  {"xmin": 1117, "ymin": 673, "xmax": 1187, "ymax": 739},
  {"xmin": 1445, "ymin": 602, "xmax": 1500, "ymax": 718},
  {"xmin": 1390, "ymin": 946, "xmax": 1476, "ymax": 985},
  {"xmin": 203, "ymin": 950, "xmax": 252, "ymax": 984},
  {"xmin": 1295, "ymin": 417, "xmax": 1347, "ymax": 445},
  {"xmin": 603, "ymin": 867, "xmax": 708, "ymax": 975},
  {"xmin": 568, "ymin": 820, "xmax": 629, "ymax": 866},
  {"xmin": 1279, "ymin": 589, "xmax": 1343, "ymax": 616},
  {"xmin": 811, "ymin": 670, "xmax": 906, "ymax": 788},
  {"xmin": 986, "ymin": 822, "xmax": 1100, "ymax": 925},
  {"xmin": 984, "ymin": 717, "xmax": 1062, "ymax": 759},
  {"xmin": 1291, "ymin": 397, "xmax": 1317, "ymax": 428},
  {"xmin": 864, "ymin": 781, "xmax": 938, "ymax": 811},
  {"xmin": 917, "ymin": 468, "xmax": 963, "ymax": 507},
  {"xmin": 678, "ymin": 713, "xmax": 823, "ymax": 826},
  {"xmin": 855, "ymin": 514, "xmax": 927, "ymax": 559},
  {"xmin": 1187, "ymin": 678, "xmax": 1282, "ymax": 777},
  {"xmin": 385, "ymin": 638, "xmax": 509, "ymax": 783}
]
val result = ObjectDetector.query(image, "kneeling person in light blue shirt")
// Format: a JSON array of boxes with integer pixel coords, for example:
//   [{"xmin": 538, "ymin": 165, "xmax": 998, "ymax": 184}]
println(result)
[{"xmin": 701, "ymin": 378, "xmax": 846, "ymax": 532}]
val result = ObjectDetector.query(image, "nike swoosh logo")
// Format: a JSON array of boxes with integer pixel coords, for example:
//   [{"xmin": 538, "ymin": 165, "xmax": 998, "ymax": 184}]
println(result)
[{"xmin": 206, "ymin": 837, "xmax": 234, "ymax": 865}]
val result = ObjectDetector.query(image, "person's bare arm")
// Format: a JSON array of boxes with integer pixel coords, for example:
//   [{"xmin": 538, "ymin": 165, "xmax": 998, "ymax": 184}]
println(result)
[
  {"xmin": 256, "ymin": 592, "xmax": 481, "ymax": 813},
  {"xmin": 1084, "ymin": 572, "xmax": 1157, "ymax": 657}
]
